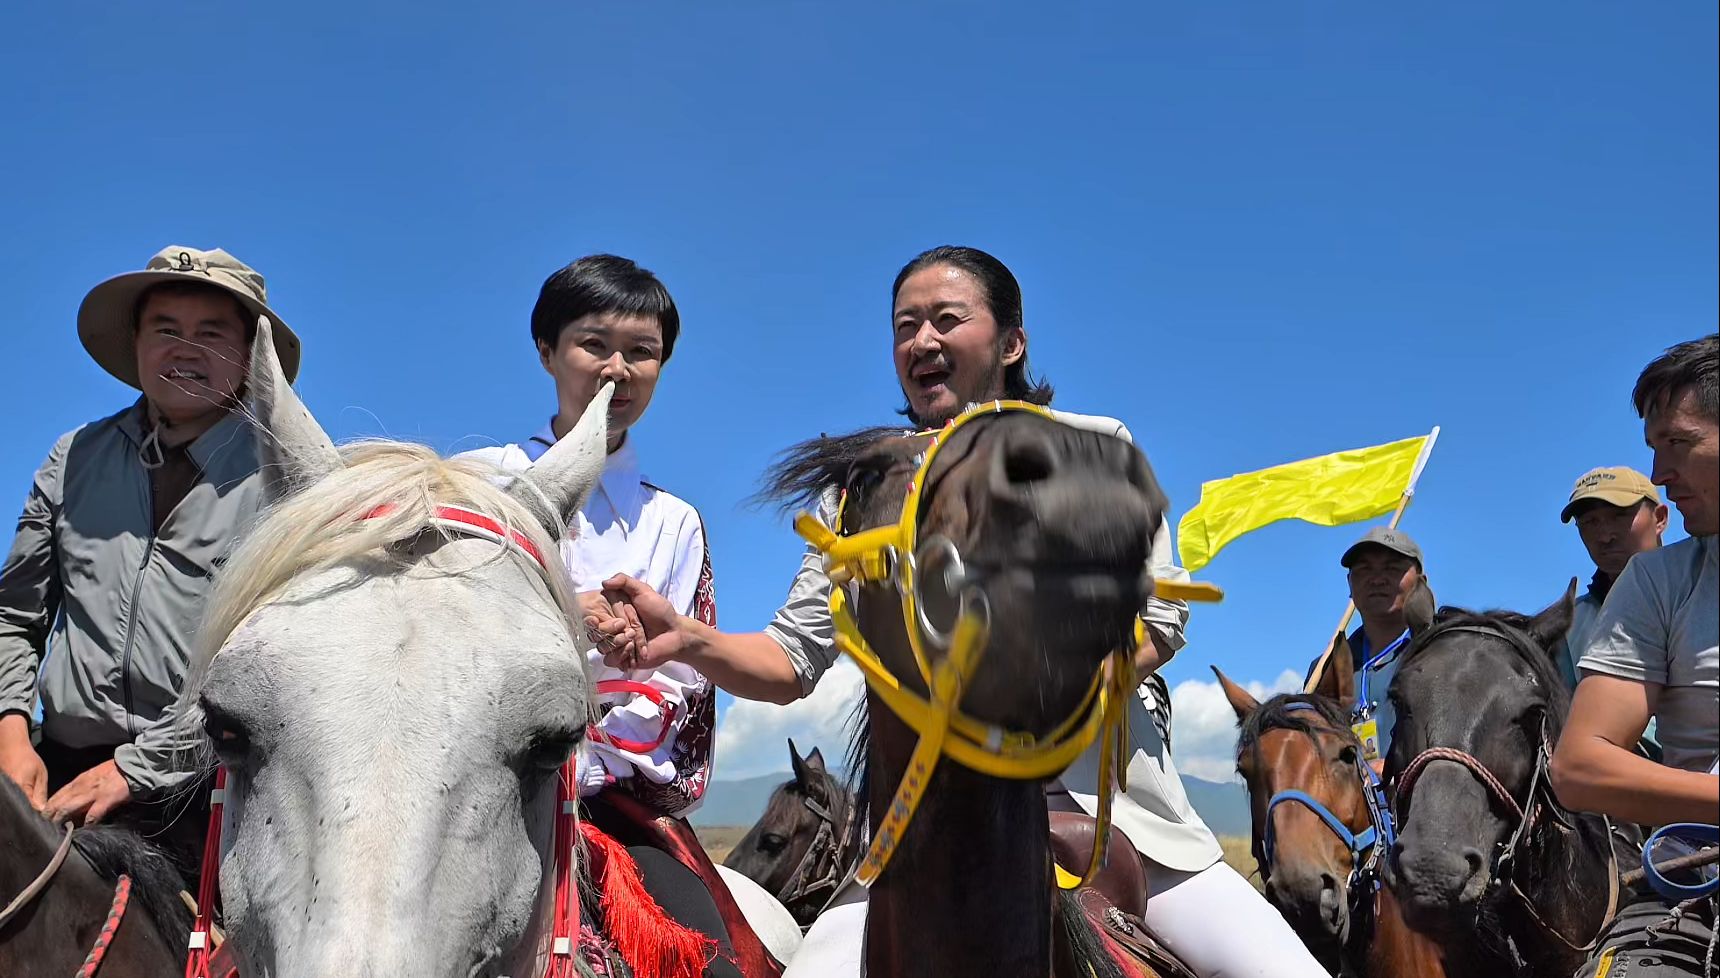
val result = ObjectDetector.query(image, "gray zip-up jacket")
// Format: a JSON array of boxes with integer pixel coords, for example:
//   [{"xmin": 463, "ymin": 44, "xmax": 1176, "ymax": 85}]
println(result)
[{"xmin": 0, "ymin": 402, "xmax": 261, "ymax": 797}]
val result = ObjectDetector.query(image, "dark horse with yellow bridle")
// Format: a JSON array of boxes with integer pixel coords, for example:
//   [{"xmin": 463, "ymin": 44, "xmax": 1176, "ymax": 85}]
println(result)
[{"xmin": 762, "ymin": 400, "xmax": 1220, "ymax": 978}]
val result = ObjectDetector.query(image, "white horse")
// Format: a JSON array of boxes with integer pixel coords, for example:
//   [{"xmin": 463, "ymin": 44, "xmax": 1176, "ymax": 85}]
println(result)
[{"xmin": 184, "ymin": 322, "xmax": 796, "ymax": 975}]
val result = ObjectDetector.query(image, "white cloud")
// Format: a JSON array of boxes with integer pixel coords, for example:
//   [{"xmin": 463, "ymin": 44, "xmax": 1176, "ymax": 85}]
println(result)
[
  {"xmin": 714, "ymin": 659, "xmax": 866, "ymax": 780},
  {"xmin": 713, "ymin": 660, "xmax": 1299, "ymax": 787},
  {"xmin": 1168, "ymin": 669, "xmax": 1302, "ymax": 782}
]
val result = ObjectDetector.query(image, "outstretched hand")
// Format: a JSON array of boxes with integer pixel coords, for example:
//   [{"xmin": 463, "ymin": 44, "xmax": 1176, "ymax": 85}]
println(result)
[{"xmin": 591, "ymin": 574, "xmax": 694, "ymax": 671}]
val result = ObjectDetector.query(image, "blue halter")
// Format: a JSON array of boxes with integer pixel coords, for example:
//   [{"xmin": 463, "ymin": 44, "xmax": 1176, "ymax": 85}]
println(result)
[{"xmin": 1260, "ymin": 702, "xmax": 1397, "ymax": 890}]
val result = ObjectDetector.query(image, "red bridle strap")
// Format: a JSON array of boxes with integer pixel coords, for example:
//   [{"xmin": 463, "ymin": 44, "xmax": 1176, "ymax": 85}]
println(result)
[
  {"xmin": 184, "ymin": 768, "xmax": 226, "ymax": 978},
  {"xmin": 364, "ymin": 504, "xmax": 551, "ymax": 570}
]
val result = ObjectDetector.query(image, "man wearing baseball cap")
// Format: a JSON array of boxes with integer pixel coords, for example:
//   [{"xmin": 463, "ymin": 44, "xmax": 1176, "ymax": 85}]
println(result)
[
  {"xmin": 1306, "ymin": 526, "xmax": 1432, "ymax": 765},
  {"xmin": 0, "ymin": 246, "xmax": 300, "ymax": 862},
  {"xmin": 1557, "ymin": 466, "xmax": 1668, "ymax": 689}
]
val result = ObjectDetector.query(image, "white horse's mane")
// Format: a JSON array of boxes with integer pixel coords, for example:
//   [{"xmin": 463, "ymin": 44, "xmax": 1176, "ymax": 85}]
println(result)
[{"xmin": 187, "ymin": 439, "xmax": 580, "ymax": 696}]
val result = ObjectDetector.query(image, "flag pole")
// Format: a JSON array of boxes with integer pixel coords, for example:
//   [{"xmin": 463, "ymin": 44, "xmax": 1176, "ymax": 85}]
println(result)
[{"xmin": 1304, "ymin": 426, "xmax": 1440, "ymax": 692}]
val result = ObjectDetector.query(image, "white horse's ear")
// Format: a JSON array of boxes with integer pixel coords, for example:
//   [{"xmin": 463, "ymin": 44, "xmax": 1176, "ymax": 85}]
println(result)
[
  {"xmin": 506, "ymin": 383, "xmax": 612, "ymax": 537},
  {"xmin": 249, "ymin": 317, "xmax": 341, "ymax": 503}
]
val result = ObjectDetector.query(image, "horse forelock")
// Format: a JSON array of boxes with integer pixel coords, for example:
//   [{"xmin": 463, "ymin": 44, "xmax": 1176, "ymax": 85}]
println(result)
[
  {"xmin": 1237, "ymin": 693, "xmax": 1355, "ymax": 756},
  {"xmin": 186, "ymin": 440, "xmax": 577, "ymax": 703},
  {"xmin": 754, "ymin": 425, "xmax": 913, "ymax": 513}
]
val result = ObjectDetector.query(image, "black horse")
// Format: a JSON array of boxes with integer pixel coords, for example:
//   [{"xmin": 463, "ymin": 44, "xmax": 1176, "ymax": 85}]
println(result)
[
  {"xmin": 0, "ymin": 772, "xmax": 194, "ymax": 977},
  {"xmin": 1386, "ymin": 586, "xmax": 1635, "ymax": 978},
  {"xmin": 724, "ymin": 739, "xmax": 856, "ymax": 928}
]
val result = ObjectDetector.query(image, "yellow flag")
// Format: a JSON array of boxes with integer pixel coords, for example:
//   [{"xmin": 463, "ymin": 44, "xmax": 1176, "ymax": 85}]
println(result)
[{"xmin": 1176, "ymin": 433, "xmax": 1432, "ymax": 572}]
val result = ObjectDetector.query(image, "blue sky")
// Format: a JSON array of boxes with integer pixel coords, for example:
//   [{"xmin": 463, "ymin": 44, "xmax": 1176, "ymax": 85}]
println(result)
[{"xmin": 1, "ymin": 3, "xmax": 1714, "ymax": 782}]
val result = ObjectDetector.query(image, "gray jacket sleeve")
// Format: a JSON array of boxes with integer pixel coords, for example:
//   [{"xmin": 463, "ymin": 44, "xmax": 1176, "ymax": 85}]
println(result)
[
  {"xmin": 0, "ymin": 433, "xmax": 73, "ymax": 719},
  {"xmin": 762, "ymin": 489, "xmax": 841, "ymax": 697},
  {"xmin": 113, "ymin": 696, "xmax": 202, "ymax": 798}
]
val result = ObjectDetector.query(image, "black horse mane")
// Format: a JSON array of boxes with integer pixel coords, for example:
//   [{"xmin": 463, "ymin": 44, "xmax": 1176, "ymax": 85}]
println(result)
[
  {"xmin": 1236, "ymin": 692, "xmax": 1355, "ymax": 754},
  {"xmin": 0, "ymin": 772, "xmax": 194, "ymax": 946},
  {"xmin": 71, "ymin": 824, "xmax": 196, "ymax": 941},
  {"xmin": 754, "ymin": 426, "xmax": 906, "ymax": 513},
  {"xmin": 1402, "ymin": 605, "xmax": 1575, "ymax": 732}
]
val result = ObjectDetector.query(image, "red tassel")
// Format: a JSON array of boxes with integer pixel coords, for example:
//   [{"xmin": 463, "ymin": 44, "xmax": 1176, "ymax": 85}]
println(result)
[{"xmin": 579, "ymin": 821, "xmax": 718, "ymax": 978}]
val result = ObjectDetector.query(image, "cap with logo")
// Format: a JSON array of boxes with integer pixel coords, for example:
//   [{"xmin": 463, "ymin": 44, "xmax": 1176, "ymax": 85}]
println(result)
[
  {"xmin": 1559, "ymin": 467, "xmax": 1660, "ymax": 523},
  {"xmin": 1340, "ymin": 526, "xmax": 1424, "ymax": 569}
]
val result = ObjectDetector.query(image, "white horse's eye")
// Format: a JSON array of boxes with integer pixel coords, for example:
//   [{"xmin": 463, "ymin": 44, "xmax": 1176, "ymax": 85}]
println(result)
[
  {"xmin": 201, "ymin": 698, "xmax": 251, "ymax": 758},
  {"xmin": 519, "ymin": 726, "xmax": 583, "ymax": 772}
]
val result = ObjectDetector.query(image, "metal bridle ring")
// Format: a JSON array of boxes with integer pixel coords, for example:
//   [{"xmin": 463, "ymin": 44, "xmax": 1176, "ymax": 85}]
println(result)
[{"xmin": 911, "ymin": 535, "xmax": 979, "ymax": 648}]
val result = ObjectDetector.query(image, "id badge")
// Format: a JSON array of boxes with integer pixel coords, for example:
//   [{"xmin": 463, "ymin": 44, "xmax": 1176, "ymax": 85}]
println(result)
[{"xmin": 1352, "ymin": 716, "xmax": 1381, "ymax": 762}]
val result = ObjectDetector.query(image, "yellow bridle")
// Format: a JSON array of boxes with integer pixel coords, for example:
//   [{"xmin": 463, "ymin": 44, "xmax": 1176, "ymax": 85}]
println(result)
[{"xmin": 790, "ymin": 400, "xmax": 1223, "ymax": 890}]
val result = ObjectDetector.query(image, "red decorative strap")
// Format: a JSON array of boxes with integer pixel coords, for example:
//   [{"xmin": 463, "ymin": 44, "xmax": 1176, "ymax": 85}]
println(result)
[
  {"xmin": 184, "ymin": 769, "xmax": 226, "ymax": 978},
  {"xmin": 361, "ymin": 504, "xmax": 550, "ymax": 571},
  {"xmin": 547, "ymin": 759, "xmax": 583, "ymax": 978},
  {"xmin": 589, "ymin": 680, "xmax": 680, "ymax": 754},
  {"xmin": 76, "ymin": 874, "xmax": 131, "ymax": 978}
]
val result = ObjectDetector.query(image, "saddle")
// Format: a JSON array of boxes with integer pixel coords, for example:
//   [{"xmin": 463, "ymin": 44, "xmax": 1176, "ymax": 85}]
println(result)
[
  {"xmin": 1048, "ymin": 812, "xmax": 1197, "ymax": 978},
  {"xmin": 1050, "ymin": 810, "xmax": 1147, "ymax": 919},
  {"xmin": 587, "ymin": 789, "xmax": 785, "ymax": 978}
]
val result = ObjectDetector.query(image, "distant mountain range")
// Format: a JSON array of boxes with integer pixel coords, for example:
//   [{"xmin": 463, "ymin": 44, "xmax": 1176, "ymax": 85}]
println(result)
[{"xmin": 691, "ymin": 771, "xmax": 1252, "ymax": 839}]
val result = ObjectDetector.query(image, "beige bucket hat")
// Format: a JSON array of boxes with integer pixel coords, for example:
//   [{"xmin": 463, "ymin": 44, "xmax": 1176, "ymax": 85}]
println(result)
[{"xmin": 77, "ymin": 245, "xmax": 300, "ymax": 388}]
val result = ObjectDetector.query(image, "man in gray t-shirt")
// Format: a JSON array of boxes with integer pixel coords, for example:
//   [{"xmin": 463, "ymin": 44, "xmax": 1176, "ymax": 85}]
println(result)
[{"xmin": 1553, "ymin": 334, "xmax": 1719, "ymax": 978}]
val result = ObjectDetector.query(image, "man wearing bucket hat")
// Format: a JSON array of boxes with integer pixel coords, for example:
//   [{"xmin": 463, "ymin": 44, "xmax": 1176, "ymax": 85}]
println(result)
[
  {"xmin": 1557, "ymin": 466, "xmax": 1668, "ymax": 689},
  {"xmin": 0, "ymin": 246, "xmax": 298, "ymax": 854}
]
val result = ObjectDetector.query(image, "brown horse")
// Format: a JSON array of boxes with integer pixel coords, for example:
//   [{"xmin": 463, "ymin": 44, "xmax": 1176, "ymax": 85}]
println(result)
[
  {"xmin": 762, "ymin": 409, "xmax": 1163, "ymax": 978},
  {"xmin": 1218, "ymin": 639, "xmax": 1445, "ymax": 978},
  {"xmin": 724, "ymin": 740, "xmax": 856, "ymax": 927},
  {"xmin": 1386, "ymin": 590, "xmax": 1630, "ymax": 978},
  {"xmin": 0, "ymin": 773, "xmax": 193, "ymax": 977}
]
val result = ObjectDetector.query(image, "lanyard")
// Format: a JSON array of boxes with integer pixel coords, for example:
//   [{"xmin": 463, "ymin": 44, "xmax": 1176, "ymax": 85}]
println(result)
[{"xmin": 1354, "ymin": 628, "xmax": 1411, "ymax": 718}]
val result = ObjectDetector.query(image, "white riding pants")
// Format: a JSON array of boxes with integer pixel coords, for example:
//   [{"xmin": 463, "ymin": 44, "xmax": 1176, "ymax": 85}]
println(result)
[{"xmin": 782, "ymin": 858, "xmax": 1328, "ymax": 978}]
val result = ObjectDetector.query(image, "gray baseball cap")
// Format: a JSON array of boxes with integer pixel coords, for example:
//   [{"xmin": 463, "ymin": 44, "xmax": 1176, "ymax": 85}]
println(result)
[{"xmin": 1341, "ymin": 527, "xmax": 1423, "ymax": 569}]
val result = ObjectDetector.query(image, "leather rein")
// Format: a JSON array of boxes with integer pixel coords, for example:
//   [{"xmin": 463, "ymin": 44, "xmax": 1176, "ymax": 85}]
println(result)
[{"xmin": 0, "ymin": 821, "xmax": 135, "ymax": 976}]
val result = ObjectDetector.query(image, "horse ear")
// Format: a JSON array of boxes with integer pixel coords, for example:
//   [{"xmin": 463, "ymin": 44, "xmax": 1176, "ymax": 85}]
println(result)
[
  {"xmin": 248, "ymin": 316, "xmax": 341, "ymax": 503},
  {"xmin": 1525, "ymin": 578, "xmax": 1578, "ymax": 653},
  {"xmin": 1212, "ymin": 666, "xmax": 1260, "ymax": 722},
  {"xmin": 1312, "ymin": 632, "xmax": 1356, "ymax": 705},
  {"xmin": 505, "ymin": 383, "xmax": 613, "ymax": 538},
  {"xmin": 789, "ymin": 741, "xmax": 829, "ymax": 802},
  {"xmin": 1404, "ymin": 574, "xmax": 1437, "ymax": 636},
  {"xmin": 789, "ymin": 739, "xmax": 811, "ymax": 784}
]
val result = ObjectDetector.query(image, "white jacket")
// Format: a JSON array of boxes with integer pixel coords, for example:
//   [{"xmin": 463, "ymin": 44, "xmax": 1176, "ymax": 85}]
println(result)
[{"xmin": 462, "ymin": 429, "xmax": 718, "ymax": 816}]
